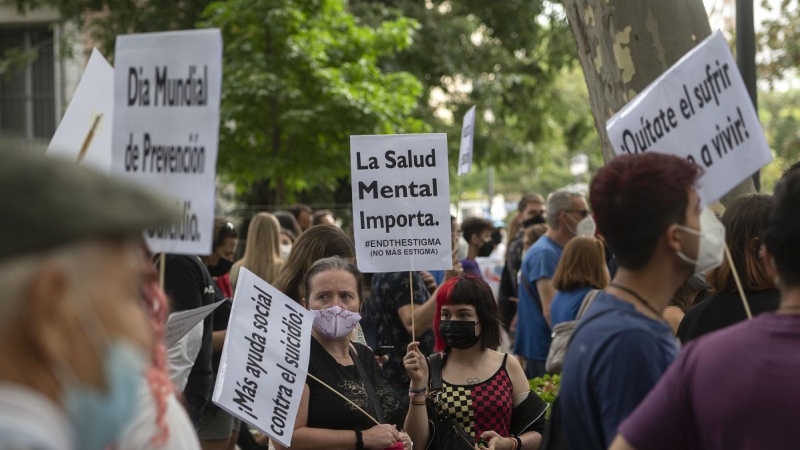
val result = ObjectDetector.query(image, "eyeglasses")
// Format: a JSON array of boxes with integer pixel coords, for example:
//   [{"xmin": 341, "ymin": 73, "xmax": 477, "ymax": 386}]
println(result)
[{"xmin": 564, "ymin": 209, "xmax": 590, "ymax": 218}]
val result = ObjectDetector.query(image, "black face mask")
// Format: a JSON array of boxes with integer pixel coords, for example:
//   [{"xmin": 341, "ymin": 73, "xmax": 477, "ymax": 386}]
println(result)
[
  {"xmin": 438, "ymin": 320, "xmax": 480, "ymax": 349},
  {"xmin": 522, "ymin": 214, "xmax": 546, "ymax": 228},
  {"xmin": 207, "ymin": 257, "xmax": 233, "ymax": 277},
  {"xmin": 477, "ymin": 241, "xmax": 495, "ymax": 257}
]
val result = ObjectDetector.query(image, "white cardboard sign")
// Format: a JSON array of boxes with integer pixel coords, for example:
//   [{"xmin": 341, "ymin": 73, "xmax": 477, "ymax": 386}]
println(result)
[
  {"xmin": 350, "ymin": 133, "xmax": 453, "ymax": 273},
  {"xmin": 47, "ymin": 48, "xmax": 113, "ymax": 173},
  {"xmin": 606, "ymin": 31, "xmax": 772, "ymax": 206},
  {"xmin": 111, "ymin": 29, "xmax": 222, "ymax": 254},
  {"xmin": 165, "ymin": 298, "xmax": 228, "ymax": 348},
  {"xmin": 458, "ymin": 106, "xmax": 476, "ymax": 176},
  {"xmin": 212, "ymin": 268, "xmax": 313, "ymax": 448}
]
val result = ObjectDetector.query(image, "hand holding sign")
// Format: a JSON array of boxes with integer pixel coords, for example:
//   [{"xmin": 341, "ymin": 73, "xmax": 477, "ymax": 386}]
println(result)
[{"xmin": 606, "ymin": 31, "xmax": 772, "ymax": 206}]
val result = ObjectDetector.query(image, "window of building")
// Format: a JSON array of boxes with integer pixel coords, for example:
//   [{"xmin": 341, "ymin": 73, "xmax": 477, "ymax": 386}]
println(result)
[{"xmin": 0, "ymin": 26, "xmax": 56, "ymax": 141}]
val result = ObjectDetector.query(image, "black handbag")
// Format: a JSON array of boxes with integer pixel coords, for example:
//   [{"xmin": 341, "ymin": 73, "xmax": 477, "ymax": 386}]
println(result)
[{"xmin": 424, "ymin": 352, "xmax": 476, "ymax": 450}]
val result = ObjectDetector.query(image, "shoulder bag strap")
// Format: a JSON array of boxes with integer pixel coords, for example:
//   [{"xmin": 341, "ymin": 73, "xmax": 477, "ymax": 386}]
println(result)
[
  {"xmin": 349, "ymin": 345, "xmax": 386, "ymax": 424},
  {"xmin": 428, "ymin": 352, "xmax": 443, "ymax": 392},
  {"xmin": 575, "ymin": 289, "xmax": 601, "ymax": 320}
]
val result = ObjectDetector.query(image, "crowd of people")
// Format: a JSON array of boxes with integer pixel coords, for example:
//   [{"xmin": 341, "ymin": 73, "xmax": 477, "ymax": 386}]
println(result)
[{"xmin": 1, "ymin": 149, "xmax": 799, "ymax": 450}]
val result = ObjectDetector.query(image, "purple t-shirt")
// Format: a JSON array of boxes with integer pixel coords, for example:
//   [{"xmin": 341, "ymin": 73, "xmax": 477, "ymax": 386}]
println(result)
[
  {"xmin": 620, "ymin": 312, "xmax": 800, "ymax": 450},
  {"xmin": 460, "ymin": 258, "xmax": 482, "ymax": 278}
]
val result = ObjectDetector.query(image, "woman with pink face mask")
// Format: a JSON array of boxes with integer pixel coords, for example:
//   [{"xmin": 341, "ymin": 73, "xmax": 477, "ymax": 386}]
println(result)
[{"xmin": 273, "ymin": 256, "xmax": 410, "ymax": 450}]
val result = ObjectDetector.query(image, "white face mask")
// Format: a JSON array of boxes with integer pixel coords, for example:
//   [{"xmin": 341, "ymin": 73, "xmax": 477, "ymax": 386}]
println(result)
[
  {"xmin": 676, "ymin": 208, "xmax": 726, "ymax": 275},
  {"xmin": 279, "ymin": 244, "xmax": 292, "ymax": 259},
  {"xmin": 576, "ymin": 216, "xmax": 597, "ymax": 237}
]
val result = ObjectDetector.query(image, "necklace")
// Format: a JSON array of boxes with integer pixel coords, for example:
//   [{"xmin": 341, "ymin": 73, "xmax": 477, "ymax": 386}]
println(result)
[
  {"xmin": 331, "ymin": 353, "xmax": 349, "ymax": 359},
  {"xmin": 610, "ymin": 283, "xmax": 663, "ymax": 318}
]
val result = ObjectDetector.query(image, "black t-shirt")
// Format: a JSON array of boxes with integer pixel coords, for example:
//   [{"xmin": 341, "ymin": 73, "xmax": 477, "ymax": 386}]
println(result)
[
  {"xmin": 211, "ymin": 287, "xmax": 232, "ymax": 372},
  {"xmin": 162, "ymin": 254, "xmax": 216, "ymax": 402},
  {"xmin": 677, "ymin": 289, "xmax": 780, "ymax": 343},
  {"xmin": 306, "ymin": 337, "xmax": 405, "ymax": 430}
]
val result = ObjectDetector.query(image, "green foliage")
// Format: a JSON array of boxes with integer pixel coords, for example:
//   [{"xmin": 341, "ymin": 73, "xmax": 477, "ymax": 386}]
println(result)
[
  {"xmin": 758, "ymin": 88, "xmax": 800, "ymax": 192},
  {"xmin": 530, "ymin": 373, "xmax": 560, "ymax": 417},
  {"xmin": 758, "ymin": 0, "xmax": 800, "ymax": 84},
  {"xmin": 0, "ymin": 47, "xmax": 38, "ymax": 76},
  {"xmin": 201, "ymin": 0, "xmax": 427, "ymax": 200}
]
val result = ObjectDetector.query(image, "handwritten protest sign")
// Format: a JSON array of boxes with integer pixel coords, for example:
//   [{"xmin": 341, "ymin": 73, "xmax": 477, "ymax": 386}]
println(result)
[
  {"xmin": 165, "ymin": 298, "xmax": 228, "ymax": 348},
  {"xmin": 47, "ymin": 48, "xmax": 113, "ymax": 172},
  {"xmin": 458, "ymin": 106, "xmax": 476, "ymax": 176},
  {"xmin": 213, "ymin": 268, "xmax": 313, "ymax": 448},
  {"xmin": 607, "ymin": 31, "xmax": 772, "ymax": 206},
  {"xmin": 111, "ymin": 29, "xmax": 222, "ymax": 254},
  {"xmin": 350, "ymin": 134, "xmax": 453, "ymax": 273}
]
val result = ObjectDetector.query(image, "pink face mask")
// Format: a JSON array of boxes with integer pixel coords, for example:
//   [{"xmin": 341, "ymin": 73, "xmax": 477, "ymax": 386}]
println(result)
[{"xmin": 309, "ymin": 305, "xmax": 362, "ymax": 340}]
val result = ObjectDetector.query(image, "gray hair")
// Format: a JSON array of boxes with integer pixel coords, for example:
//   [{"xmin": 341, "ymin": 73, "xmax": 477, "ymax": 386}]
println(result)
[
  {"xmin": 0, "ymin": 240, "xmax": 129, "ymax": 331},
  {"xmin": 546, "ymin": 189, "xmax": 585, "ymax": 229}
]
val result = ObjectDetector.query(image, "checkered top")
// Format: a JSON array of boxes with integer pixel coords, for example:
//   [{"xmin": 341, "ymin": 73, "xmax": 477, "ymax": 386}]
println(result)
[{"xmin": 435, "ymin": 354, "xmax": 514, "ymax": 440}]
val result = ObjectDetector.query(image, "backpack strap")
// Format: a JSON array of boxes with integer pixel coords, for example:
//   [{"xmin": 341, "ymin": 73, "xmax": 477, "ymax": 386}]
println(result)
[{"xmin": 575, "ymin": 289, "xmax": 601, "ymax": 320}]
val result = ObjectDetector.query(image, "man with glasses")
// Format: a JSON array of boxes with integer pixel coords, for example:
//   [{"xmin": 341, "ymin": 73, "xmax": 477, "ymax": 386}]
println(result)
[{"xmin": 514, "ymin": 188, "xmax": 588, "ymax": 378}]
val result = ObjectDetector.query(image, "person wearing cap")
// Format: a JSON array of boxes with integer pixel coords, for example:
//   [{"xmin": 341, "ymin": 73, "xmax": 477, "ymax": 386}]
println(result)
[{"xmin": 0, "ymin": 151, "xmax": 181, "ymax": 450}]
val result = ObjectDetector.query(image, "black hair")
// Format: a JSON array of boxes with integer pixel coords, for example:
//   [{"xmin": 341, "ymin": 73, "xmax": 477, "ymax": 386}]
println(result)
[
  {"xmin": 762, "ymin": 172, "xmax": 800, "ymax": 288},
  {"xmin": 461, "ymin": 217, "xmax": 493, "ymax": 243}
]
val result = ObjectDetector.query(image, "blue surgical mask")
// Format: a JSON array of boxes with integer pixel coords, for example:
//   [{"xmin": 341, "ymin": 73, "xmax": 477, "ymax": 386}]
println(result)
[
  {"xmin": 56, "ymin": 280, "xmax": 148, "ymax": 450},
  {"xmin": 61, "ymin": 341, "xmax": 146, "ymax": 450}
]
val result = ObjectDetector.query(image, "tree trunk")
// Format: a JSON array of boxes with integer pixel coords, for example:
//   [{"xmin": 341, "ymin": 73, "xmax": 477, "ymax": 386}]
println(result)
[{"xmin": 564, "ymin": 0, "xmax": 754, "ymax": 205}]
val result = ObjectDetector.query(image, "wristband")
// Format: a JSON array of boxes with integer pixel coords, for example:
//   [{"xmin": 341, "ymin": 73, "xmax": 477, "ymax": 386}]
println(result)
[
  {"xmin": 355, "ymin": 428, "xmax": 364, "ymax": 450},
  {"xmin": 409, "ymin": 386, "xmax": 427, "ymax": 395},
  {"xmin": 410, "ymin": 399, "xmax": 427, "ymax": 406},
  {"xmin": 513, "ymin": 436, "xmax": 522, "ymax": 450}
]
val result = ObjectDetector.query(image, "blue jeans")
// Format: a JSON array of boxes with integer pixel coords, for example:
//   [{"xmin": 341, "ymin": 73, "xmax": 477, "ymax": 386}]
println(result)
[{"xmin": 525, "ymin": 358, "xmax": 547, "ymax": 379}]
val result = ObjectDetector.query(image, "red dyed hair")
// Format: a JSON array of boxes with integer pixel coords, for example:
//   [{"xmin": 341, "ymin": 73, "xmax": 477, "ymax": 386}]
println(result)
[
  {"xmin": 590, "ymin": 153, "xmax": 702, "ymax": 269},
  {"xmin": 433, "ymin": 274, "xmax": 501, "ymax": 352},
  {"xmin": 139, "ymin": 246, "xmax": 174, "ymax": 446}
]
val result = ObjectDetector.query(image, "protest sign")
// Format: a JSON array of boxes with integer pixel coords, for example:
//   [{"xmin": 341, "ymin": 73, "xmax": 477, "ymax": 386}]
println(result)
[
  {"xmin": 213, "ymin": 268, "xmax": 313, "ymax": 448},
  {"xmin": 476, "ymin": 256, "xmax": 504, "ymax": 299},
  {"xmin": 606, "ymin": 31, "xmax": 772, "ymax": 207},
  {"xmin": 350, "ymin": 133, "xmax": 453, "ymax": 273},
  {"xmin": 111, "ymin": 29, "xmax": 222, "ymax": 254},
  {"xmin": 47, "ymin": 48, "xmax": 113, "ymax": 172},
  {"xmin": 165, "ymin": 298, "xmax": 228, "ymax": 348},
  {"xmin": 458, "ymin": 106, "xmax": 476, "ymax": 176}
]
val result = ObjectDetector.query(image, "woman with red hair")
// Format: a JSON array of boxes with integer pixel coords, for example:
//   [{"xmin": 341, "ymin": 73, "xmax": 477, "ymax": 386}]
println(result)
[{"xmin": 402, "ymin": 274, "xmax": 547, "ymax": 450}]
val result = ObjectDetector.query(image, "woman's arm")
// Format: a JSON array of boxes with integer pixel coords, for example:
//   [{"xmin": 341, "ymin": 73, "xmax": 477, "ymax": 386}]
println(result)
[
  {"xmin": 402, "ymin": 343, "xmax": 430, "ymax": 448},
  {"xmin": 273, "ymin": 384, "xmax": 402, "ymax": 450},
  {"xmin": 212, "ymin": 329, "xmax": 226, "ymax": 352},
  {"xmin": 506, "ymin": 355, "xmax": 544, "ymax": 450}
]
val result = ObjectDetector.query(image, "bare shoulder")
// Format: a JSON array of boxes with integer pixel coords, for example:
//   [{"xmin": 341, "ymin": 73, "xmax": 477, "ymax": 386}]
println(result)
[{"xmin": 503, "ymin": 352, "xmax": 531, "ymax": 395}]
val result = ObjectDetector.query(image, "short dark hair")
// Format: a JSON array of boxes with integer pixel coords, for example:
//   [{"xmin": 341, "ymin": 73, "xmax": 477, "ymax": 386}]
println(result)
[
  {"xmin": 762, "ymin": 172, "xmax": 800, "ymax": 288},
  {"xmin": 461, "ymin": 217, "xmax": 493, "ymax": 243},
  {"xmin": 590, "ymin": 153, "xmax": 702, "ymax": 269},
  {"xmin": 273, "ymin": 210, "xmax": 303, "ymax": 237},
  {"xmin": 518, "ymin": 194, "xmax": 545, "ymax": 213},
  {"xmin": 213, "ymin": 218, "xmax": 238, "ymax": 250},
  {"xmin": 288, "ymin": 204, "xmax": 312, "ymax": 220},
  {"xmin": 433, "ymin": 274, "xmax": 502, "ymax": 352},
  {"xmin": 782, "ymin": 160, "xmax": 800, "ymax": 180},
  {"xmin": 707, "ymin": 194, "xmax": 773, "ymax": 293},
  {"xmin": 312, "ymin": 209, "xmax": 334, "ymax": 226}
]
